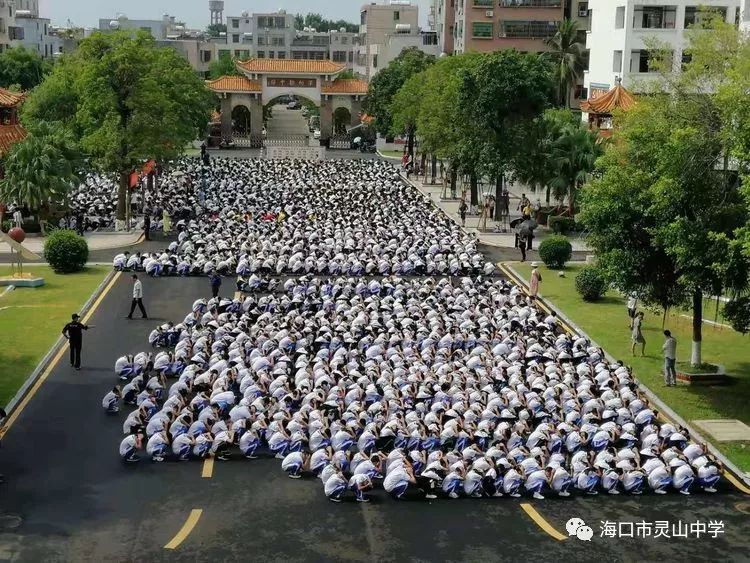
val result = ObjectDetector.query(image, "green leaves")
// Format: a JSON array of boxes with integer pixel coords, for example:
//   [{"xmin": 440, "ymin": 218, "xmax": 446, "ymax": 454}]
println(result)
[
  {"xmin": 0, "ymin": 46, "xmax": 52, "ymax": 90},
  {"xmin": 22, "ymin": 31, "xmax": 216, "ymax": 220}
]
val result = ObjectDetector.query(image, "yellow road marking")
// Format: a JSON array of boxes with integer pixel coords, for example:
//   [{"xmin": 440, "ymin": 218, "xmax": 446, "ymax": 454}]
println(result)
[
  {"xmin": 725, "ymin": 472, "xmax": 750, "ymax": 495},
  {"xmin": 0, "ymin": 271, "xmax": 121, "ymax": 440},
  {"xmin": 164, "ymin": 508, "xmax": 203, "ymax": 550},
  {"xmin": 520, "ymin": 504, "xmax": 568, "ymax": 542},
  {"xmin": 201, "ymin": 457, "xmax": 214, "ymax": 478}
]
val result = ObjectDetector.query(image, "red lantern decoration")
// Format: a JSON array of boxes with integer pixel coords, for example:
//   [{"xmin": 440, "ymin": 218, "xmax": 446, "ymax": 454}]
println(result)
[{"xmin": 8, "ymin": 227, "xmax": 25, "ymax": 243}]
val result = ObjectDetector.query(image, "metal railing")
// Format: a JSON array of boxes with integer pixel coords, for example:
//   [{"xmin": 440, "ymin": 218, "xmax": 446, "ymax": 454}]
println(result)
[{"xmin": 264, "ymin": 134, "xmax": 310, "ymax": 146}]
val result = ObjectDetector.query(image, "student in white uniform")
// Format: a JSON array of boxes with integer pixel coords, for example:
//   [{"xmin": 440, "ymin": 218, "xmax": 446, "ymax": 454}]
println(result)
[
  {"xmin": 647, "ymin": 464, "xmax": 672, "ymax": 494},
  {"xmin": 281, "ymin": 451, "xmax": 310, "ymax": 479},
  {"xmin": 348, "ymin": 473, "xmax": 373, "ymax": 502},
  {"xmin": 119, "ymin": 431, "xmax": 143, "ymax": 463},
  {"xmin": 146, "ymin": 430, "xmax": 170, "ymax": 462},
  {"xmin": 324, "ymin": 470, "xmax": 348, "ymax": 503},
  {"xmin": 671, "ymin": 461, "xmax": 695, "ymax": 495},
  {"xmin": 102, "ymin": 386, "xmax": 121, "ymax": 414},
  {"xmin": 524, "ymin": 468, "xmax": 548, "ymax": 500}
]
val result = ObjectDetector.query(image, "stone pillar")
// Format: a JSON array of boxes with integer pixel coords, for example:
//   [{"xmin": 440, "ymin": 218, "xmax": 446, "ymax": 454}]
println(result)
[
  {"xmin": 350, "ymin": 99, "xmax": 362, "ymax": 126},
  {"xmin": 220, "ymin": 94, "xmax": 232, "ymax": 140},
  {"xmin": 320, "ymin": 96, "xmax": 333, "ymax": 142},
  {"xmin": 250, "ymin": 96, "xmax": 263, "ymax": 134}
]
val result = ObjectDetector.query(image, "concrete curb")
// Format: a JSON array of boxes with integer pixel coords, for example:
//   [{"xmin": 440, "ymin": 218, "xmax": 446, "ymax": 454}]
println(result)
[
  {"xmin": 499, "ymin": 262, "xmax": 750, "ymax": 489},
  {"xmin": 1, "ymin": 268, "xmax": 117, "ymax": 425}
]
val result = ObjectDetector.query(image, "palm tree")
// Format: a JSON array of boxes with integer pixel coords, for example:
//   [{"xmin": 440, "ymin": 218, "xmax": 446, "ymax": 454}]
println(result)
[
  {"xmin": 0, "ymin": 127, "xmax": 80, "ymax": 220},
  {"xmin": 549, "ymin": 124, "xmax": 603, "ymax": 215},
  {"xmin": 544, "ymin": 19, "xmax": 587, "ymax": 108}
]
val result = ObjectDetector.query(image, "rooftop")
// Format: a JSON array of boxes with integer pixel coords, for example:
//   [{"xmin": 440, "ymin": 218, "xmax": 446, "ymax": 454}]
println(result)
[
  {"xmin": 321, "ymin": 79, "xmax": 369, "ymax": 95},
  {"xmin": 580, "ymin": 81, "xmax": 636, "ymax": 114},
  {"xmin": 237, "ymin": 58, "xmax": 345, "ymax": 75},
  {"xmin": 205, "ymin": 75, "xmax": 262, "ymax": 93},
  {"xmin": 0, "ymin": 124, "xmax": 27, "ymax": 157},
  {"xmin": 0, "ymin": 88, "xmax": 25, "ymax": 109}
]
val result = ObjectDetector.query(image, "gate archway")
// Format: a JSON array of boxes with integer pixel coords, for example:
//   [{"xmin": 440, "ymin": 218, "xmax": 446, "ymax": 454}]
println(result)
[
  {"xmin": 333, "ymin": 107, "xmax": 352, "ymax": 135},
  {"xmin": 231, "ymin": 105, "xmax": 252, "ymax": 135}
]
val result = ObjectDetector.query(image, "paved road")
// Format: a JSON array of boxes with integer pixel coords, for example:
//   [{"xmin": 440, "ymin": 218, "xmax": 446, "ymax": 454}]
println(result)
[
  {"xmin": 0, "ymin": 259, "xmax": 748, "ymax": 561},
  {"xmin": 266, "ymin": 105, "xmax": 312, "ymax": 140}
]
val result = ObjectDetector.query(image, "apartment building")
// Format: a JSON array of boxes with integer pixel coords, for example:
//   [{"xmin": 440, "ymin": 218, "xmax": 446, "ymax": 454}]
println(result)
[
  {"xmin": 585, "ymin": 0, "xmax": 742, "ymax": 96},
  {"xmin": 0, "ymin": 0, "xmax": 24, "ymax": 53},
  {"xmin": 432, "ymin": 0, "xmax": 457, "ymax": 54},
  {"xmin": 452, "ymin": 0, "xmax": 565, "ymax": 54},
  {"xmin": 356, "ymin": 1, "xmax": 421, "ymax": 77}
]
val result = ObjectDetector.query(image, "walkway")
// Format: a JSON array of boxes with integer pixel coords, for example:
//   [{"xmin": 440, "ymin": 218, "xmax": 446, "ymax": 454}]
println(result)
[{"xmin": 5, "ymin": 231, "xmax": 142, "ymax": 255}]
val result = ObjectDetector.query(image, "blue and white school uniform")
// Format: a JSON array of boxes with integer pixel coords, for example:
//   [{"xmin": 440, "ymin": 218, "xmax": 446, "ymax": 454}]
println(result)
[
  {"xmin": 146, "ymin": 432, "xmax": 169, "ymax": 459},
  {"xmin": 647, "ymin": 465, "xmax": 671, "ymax": 493},
  {"xmin": 239, "ymin": 429, "xmax": 261, "ymax": 458},
  {"xmin": 442, "ymin": 470, "xmax": 464, "ymax": 497},
  {"xmin": 383, "ymin": 467, "xmax": 411, "ymax": 498},
  {"xmin": 119, "ymin": 435, "xmax": 138, "ymax": 461},
  {"xmin": 695, "ymin": 458, "xmax": 720, "ymax": 491},
  {"xmin": 524, "ymin": 469, "xmax": 547, "ymax": 495},
  {"xmin": 102, "ymin": 391, "xmax": 120, "ymax": 413},
  {"xmin": 324, "ymin": 473, "xmax": 347, "ymax": 500},
  {"xmin": 672, "ymin": 463, "xmax": 695, "ymax": 494},
  {"xmin": 172, "ymin": 434, "xmax": 193, "ymax": 460},
  {"xmin": 282, "ymin": 451, "xmax": 305, "ymax": 477},
  {"xmin": 348, "ymin": 474, "xmax": 372, "ymax": 500}
]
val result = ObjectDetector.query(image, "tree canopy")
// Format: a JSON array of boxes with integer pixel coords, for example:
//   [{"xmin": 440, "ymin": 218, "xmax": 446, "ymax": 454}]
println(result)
[
  {"xmin": 0, "ymin": 46, "xmax": 53, "ymax": 90},
  {"xmin": 579, "ymin": 18, "xmax": 750, "ymax": 365},
  {"xmin": 21, "ymin": 32, "xmax": 216, "ymax": 221},
  {"xmin": 294, "ymin": 13, "xmax": 358, "ymax": 33},
  {"xmin": 208, "ymin": 54, "xmax": 241, "ymax": 79}
]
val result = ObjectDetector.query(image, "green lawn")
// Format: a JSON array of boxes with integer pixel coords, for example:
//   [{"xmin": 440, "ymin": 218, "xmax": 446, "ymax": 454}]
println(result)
[
  {"xmin": 0, "ymin": 266, "xmax": 109, "ymax": 406},
  {"xmin": 513, "ymin": 262, "xmax": 750, "ymax": 472}
]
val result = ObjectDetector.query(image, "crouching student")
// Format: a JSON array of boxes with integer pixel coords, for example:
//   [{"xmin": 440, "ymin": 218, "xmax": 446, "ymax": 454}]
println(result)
[
  {"xmin": 383, "ymin": 463, "xmax": 417, "ymax": 500},
  {"xmin": 524, "ymin": 468, "xmax": 549, "ymax": 500},
  {"xmin": 647, "ymin": 463, "xmax": 671, "ymax": 495},
  {"xmin": 671, "ymin": 460, "xmax": 695, "ymax": 495},
  {"xmin": 501, "ymin": 464, "xmax": 523, "ymax": 498},
  {"xmin": 694, "ymin": 457, "xmax": 721, "ymax": 493},
  {"xmin": 282, "ymin": 451, "xmax": 310, "ymax": 479},
  {"xmin": 102, "ymin": 386, "xmax": 122, "ymax": 414},
  {"xmin": 575, "ymin": 467, "xmax": 600, "ymax": 495},
  {"xmin": 622, "ymin": 467, "xmax": 646, "ymax": 495},
  {"xmin": 239, "ymin": 428, "xmax": 261, "ymax": 459},
  {"xmin": 349, "ymin": 473, "xmax": 373, "ymax": 503},
  {"xmin": 324, "ymin": 470, "xmax": 348, "ymax": 503},
  {"xmin": 119, "ymin": 430, "xmax": 143, "ymax": 463},
  {"xmin": 211, "ymin": 429, "xmax": 234, "ymax": 461},
  {"xmin": 147, "ymin": 430, "xmax": 170, "ymax": 462},
  {"xmin": 172, "ymin": 433, "xmax": 195, "ymax": 461},
  {"xmin": 442, "ymin": 465, "xmax": 465, "ymax": 499},
  {"xmin": 549, "ymin": 465, "xmax": 572, "ymax": 497}
]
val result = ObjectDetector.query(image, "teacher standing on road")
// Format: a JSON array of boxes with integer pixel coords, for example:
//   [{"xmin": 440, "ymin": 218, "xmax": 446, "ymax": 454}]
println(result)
[
  {"xmin": 62, "ymin": 313, "xmax": 89, "ymax": 370},
  {"xmin": 126, "ymin": 274, "xmax": 148, "ymax": 320}
]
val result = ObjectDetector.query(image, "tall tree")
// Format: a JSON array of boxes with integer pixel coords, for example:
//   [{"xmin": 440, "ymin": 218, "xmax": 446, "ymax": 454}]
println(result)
[
  {"xmin": 0, "ymin": 46, "xmax": 53, "ymax": 90},
  {"xmin": 458, "ymin": 50, "xmax": 553, "ymax": 206},
  {"xmin": 544, "ymin": 19, "xmax": 586, "ymax": 108},
  {"xmin": 22, "ymin": 32, "xmax": 216, "ymax": 223},
  {"xmin": 206, "ymin": 23, "xmax": 227, "ymax": 37},
  {"xmin": 579, "ymin": 92, "xmax": 749, "ymax": 367},
  {"xmin": 0, "ymin": 124, "xmax": 81, "ymax": 215},
  {"xmin": 365, "ymin": 47, "xmax": 435, "ymax": 157}
]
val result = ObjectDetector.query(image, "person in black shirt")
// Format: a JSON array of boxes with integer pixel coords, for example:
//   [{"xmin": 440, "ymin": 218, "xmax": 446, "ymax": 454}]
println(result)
[{"xmin": 62, "ymin": 313, "xmax": 90, "ymax": 370}]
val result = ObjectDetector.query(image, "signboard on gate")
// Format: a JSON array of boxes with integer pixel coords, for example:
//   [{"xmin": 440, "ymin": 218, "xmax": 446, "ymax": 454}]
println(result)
[{"xmin": 265, "ymin": 145, "xmax": 326, "ymax": 160}]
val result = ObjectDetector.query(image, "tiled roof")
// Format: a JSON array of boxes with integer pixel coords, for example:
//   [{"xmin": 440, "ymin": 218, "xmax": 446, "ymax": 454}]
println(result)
[
  {"xmin": 237, "ymin": 58, "xmax": 345, "ymax": 74},
  {"xmin": 0, "ymin": 87, "xmax": 24, "ymax": 108},
  {"xmin": 321, "ymin": 79, "xmax": 369, "ymax": 94},
  {"xmin": 580, "ymin": 83, "xmax": 636, "ymax": 114},
  {"xmin": 205, "ymin": 75, "xmax": 261, "ymax": 93},
  {"xmin": 0, "ymin": 124, "xmax": 27, "ymax": 156}
]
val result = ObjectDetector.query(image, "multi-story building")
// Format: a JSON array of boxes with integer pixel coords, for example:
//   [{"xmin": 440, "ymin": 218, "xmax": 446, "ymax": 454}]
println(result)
[
  {"xmin": 585, "ymin": 0, "xmax": 742, "ymax": 98},
  {"xmin": 0, "ymin": 0, "xmax": 24, "ymax": 53},
  {"xmin": 433, "ymin": 0, "xmax": 456, "ymax": 54},
  {"xmin": 356, "ymin": 1, "xmax": 421, "ymax": 77},
  {"xmin": 452, "ymin": 0, "xmax": 565, "ymax": 55},
  {"xmin": 330, "ymin": 29, "xmax": 359, "ymax": 70},
  {"xmin": 14, "ymin": 9, "xmax": 61, "ymax": 58}
]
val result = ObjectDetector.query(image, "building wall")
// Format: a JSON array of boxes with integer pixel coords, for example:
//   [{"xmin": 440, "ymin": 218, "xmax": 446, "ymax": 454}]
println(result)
[
  {"xmin": 14, "ymin": 15, "xmax": 59, "ymax": 57},
  {"xmin": 585, "ymin": 0, "xmax": 740, "ymax": 95},
  {"xmin": 454, "ymin": 0, "xmax": 564, "ymax": 54},
  {"xmin": 435, "ymin": 0, "xmax": 456, "ymax": 54},
  {"xmin": 0, "ymin": 1, "xmax": 19, "ymax": 53},
  {"xmin": 358, "ymin": 2, "xmax": 422, "ymax": 77}
]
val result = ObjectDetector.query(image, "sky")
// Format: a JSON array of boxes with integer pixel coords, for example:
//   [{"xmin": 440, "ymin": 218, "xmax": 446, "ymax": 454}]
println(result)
[{"xmin": 42, "ymin": 0, "xmax": 431, "ymax": 29}]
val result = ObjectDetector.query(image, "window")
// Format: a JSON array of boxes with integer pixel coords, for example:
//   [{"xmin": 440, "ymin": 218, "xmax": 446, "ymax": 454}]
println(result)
[
  {"xmin": 268, "ymin": 51, "xmax": 274, "ymax": 58},
  {"xmin": 349, "ymin": 51, "xmax": 353, "ymax": 63},
  {"xmin": 574, "ymin": 85, "xmax": 588, "ymax": 100},
  {"xmin": 394, "ymin": 11, "xmax": 400, "ymax": 21},
  {"xmin": 499, "ymin": 20, "xmax": 558, "ymax": 38},
  {"xmin": 681, "ymin": 50, "xmax": 692, "ymax": 69},
  {"xmin": 361, "ymin": 11, "xmax": 367, "ymax": 25},
  {"xmin": 630, "ymin": 49, "xmax": 664, "ymax": 72},
  {"xmin": 373, "ymin": 54, "xmax": 378, "ymax": 67},
  {"xmin": 613, "ymin": 49, "xmax": 622, "ymax": 72},
  {"xmin": 275, "ymin": 17, "xmax": 285, "ymax": 28},
  {"xmin": 342, "ymin": 36, "xmax": 348, "ymax": 44},
  {"xmin": 473, "ymin": 0, "xmax": 494, "ymax": 7},
  {"xmin": 633, "ymin": 6, "xmax": 677, "ymax": 29},
  {"xmin": 232, "ymin": 19, "xmax": 239, "ymax": 28},
  {"xmin": 684, "ymin": 6, "xmax": 727, "ymax": 28},
  {"xmin": 241, "ymin": 50, "xmax": 250, "ymax": 59},
  {"xmin": 218, "ymin": 49, "xmax": 230, "ymax": 59},
  {"xmin": 278, "ymin": 51, "xmax": 286, "ymax": 59},
  {"xmin": 201, "ymin": 50, "xmax": 212, "ymax": 63},
  {"xmin": 615, "ymin": 6, "xmax": 625, "ymax": 28},
  {"xmin": 472, "ymin": 22, "xmax": 493, "ymax": 38},
  {"xmin": 272, "ymin": 36, "xmax": 285, "ymax": 46},
  {"xmin": 258, "ymin": 36, "xmax": 266, "ymax": 45},
  {"xmin": 232, "ymin": 34, "xmax": 240, "ymax": 43},
  {"xmin": 333, "ymin": 50, "xmax": 347, "ymax": 62},
  {"xmin": 257, "ymin": 50, "xmax": 265, "ymax": 58},
  {"xmin": 578, "ymin": 2, "xmax": 589, "ymax": 17}
]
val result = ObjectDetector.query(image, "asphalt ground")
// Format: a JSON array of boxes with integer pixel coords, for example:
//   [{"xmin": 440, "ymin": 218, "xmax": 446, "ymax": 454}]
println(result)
[{"xmin": 0, "ymin": 262, "xmax": 748, "ymax": 561}]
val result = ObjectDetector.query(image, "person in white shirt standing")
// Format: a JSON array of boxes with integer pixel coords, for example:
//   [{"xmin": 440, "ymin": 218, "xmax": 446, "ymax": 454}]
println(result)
[
  {"xmin": 662, "ymin": 330, "xmax": 677, "ymax": 387},
  {"xmin": 127, "ymin": 274, "xmax": 148, "ymax": 320}
]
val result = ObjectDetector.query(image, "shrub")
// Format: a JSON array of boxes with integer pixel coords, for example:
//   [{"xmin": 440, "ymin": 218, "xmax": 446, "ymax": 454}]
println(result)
[
  {"xmin": 43, "ymin": 229, "xmax": 88, "ymax": 273},
  {"xmin": 723, "ymin": 296, "xmax": 750, "ymax": 334},
  {"xmin": 575, "ymin": 265, "xmax": 608, "ymax": 302},
  {"xmin": 548, "ymin": 216, "xmax": 577, "ymax": 234},
  {"xmin": 538, "ymin": 235, "xmax": 572, "ymax": 268}
]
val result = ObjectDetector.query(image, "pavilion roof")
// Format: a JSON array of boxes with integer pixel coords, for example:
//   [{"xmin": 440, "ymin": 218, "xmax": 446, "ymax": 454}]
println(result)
[
  {"xmin": 205, "ymin": 75, "xmax": 262, "ymax": 93},
  {"xmin": 237, "ymin": 58, "xmax": 345, "ymax": 75},
  {"xmin": 0, "ymin": 87, "xmax": 25, "ymax": 109},
  {"xmin": 0, "ymin": 124, "xmax": 27, "ymax": 156},
  {"xmin": 321, "ymin": 79, "xmax": 369, "ymax": 95},
  {"xmin": 580, "ymin": 82, "xmax": 636, "ymax": 114}
]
